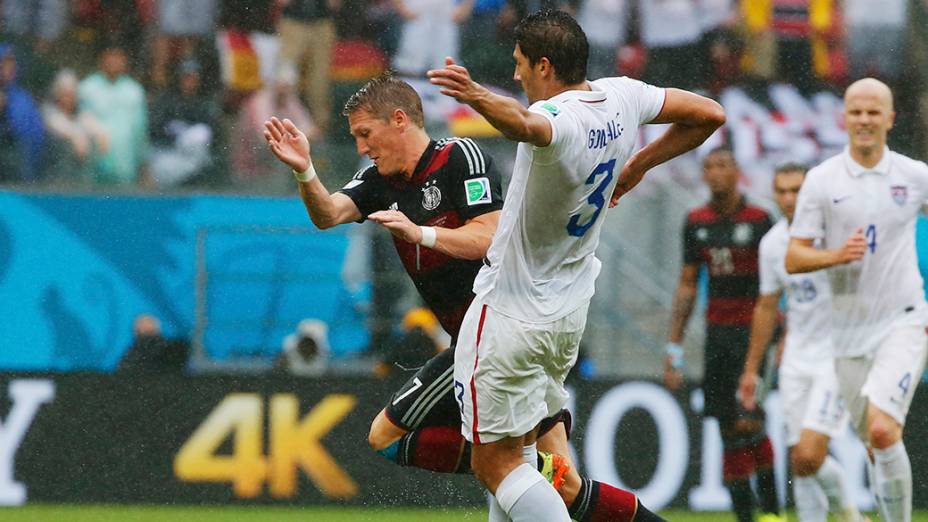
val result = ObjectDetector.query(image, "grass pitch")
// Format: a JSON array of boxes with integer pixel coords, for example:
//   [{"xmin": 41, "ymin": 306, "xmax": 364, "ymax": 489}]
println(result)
[{"xmin": 2, "ymin": 505, "xmax": 923, "ymax": 521}]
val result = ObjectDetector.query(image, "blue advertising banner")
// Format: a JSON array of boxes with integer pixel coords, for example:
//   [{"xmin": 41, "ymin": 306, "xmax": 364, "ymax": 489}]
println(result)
[{"xmin": 0, "ymin": 192, "xmax": 370, "ymax": 371}]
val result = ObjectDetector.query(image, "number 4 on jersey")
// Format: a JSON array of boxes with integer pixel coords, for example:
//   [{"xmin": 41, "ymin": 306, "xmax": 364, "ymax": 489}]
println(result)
[{"xmin": 567, "ymin": 159, "xmax": 616, "ymax": 237}]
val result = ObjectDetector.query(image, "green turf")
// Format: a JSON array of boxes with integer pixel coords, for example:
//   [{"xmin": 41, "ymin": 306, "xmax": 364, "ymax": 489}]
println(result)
[{"xmin": 4, "ymin": 506, "xmax": 928, "ymax": 522}]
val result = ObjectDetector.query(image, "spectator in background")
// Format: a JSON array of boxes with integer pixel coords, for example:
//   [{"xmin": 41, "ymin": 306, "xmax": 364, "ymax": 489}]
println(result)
[
  {"xmin": 375, "ymin": 307, "xmax": 446, "ymax": 377},
  {"xmin": 844, "ymin": 0, "xmax": 907, "ymax": 84},
  {"xmin": 149, "ymin": 58, "xmax": 222, "ymax": 187},
  {"xmin": 276, "ymin": 318, "xmax": 330, "ymax": 376},
  {"xmin": 639, "ymin": 0, "xmax": 704, "ymax": 90},
  {"xmin": 42, "ymin": 68, "xmax": 108, "ymax": 183},
  {"xmin": 277, "ymin": 0, "xmax": 342, "ymax": 135},
  {"xmin": 151, "ymin": 0, "xmax": 218, "ymax": 89},
  {"xmin": 459, "ymin": 0, "xmax": 518, "ymax": 87},
  {"xmin": 1, "ymin": 0, "xmax": 68, "ymax": 50},
  {"xmin": 0, "ymin": 44, "xmax": 45, "ymax": 183},
  {"xmin": 118, "ymin": 314, "xmax": 189, "ymax": 373},
  {"xmin": 576, "ymin": 0, "xmax": 627, "ymax": 79},
  {"xmin": 392, "ymin": 0, "xmax": 472, "ymax": 77},
  {"xmin": 740, "ymin": 0, "xmax": 840, "ymax": 92},
  {"xmin": 699, "ymin": 0, "xmax": 743, "ymax": 93},
  {"xmin": 78, "ymin": 46, "xmax": 149, "ymax": 185},
  {"xmin": 232, "ymin": 62, "xmax": 319, "ymax": 189}
]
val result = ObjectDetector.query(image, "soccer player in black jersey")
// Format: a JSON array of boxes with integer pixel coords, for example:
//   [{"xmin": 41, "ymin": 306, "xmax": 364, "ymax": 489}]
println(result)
[
  {"xmin": 666, "ymin": 147, "xmax": 780, "ymax": 522},
  {"xmin": 264, "ymin": 73, "xmax": 664, "ymax": 522}
]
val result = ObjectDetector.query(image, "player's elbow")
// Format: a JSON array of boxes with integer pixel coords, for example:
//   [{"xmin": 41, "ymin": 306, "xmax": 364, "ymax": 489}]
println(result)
[
  {"xmin": 705, "ymin": 100, "xmax": 726, "ymax": 129},
  {"xmin": 310, "ymin": 214, "xmax": 338, "ymax": 230}
]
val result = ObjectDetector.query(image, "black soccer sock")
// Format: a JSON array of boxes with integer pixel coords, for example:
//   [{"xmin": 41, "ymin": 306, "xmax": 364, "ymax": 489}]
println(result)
[
  {"xmin": 750, "ymin": 436, "xmax": 779, "ymax": 514},
  {"xmin": 633, "ymin": 500, "xmax": 668, "ymax": 522},
  {"xmin": 569, "ymin": 477, "xmax": 641, "ymax": 522},
  {"xmin": 727, "ymin": 478, "xmax": 755, "ymax": 522}
]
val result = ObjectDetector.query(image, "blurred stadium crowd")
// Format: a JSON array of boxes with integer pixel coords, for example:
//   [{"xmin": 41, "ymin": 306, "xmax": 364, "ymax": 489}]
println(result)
[{"xmin": 0, "ymin": 0, "xmax": 927, "ymax": 193}]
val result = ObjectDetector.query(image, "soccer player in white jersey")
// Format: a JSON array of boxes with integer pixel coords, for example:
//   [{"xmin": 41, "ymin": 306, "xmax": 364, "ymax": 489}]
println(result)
[
  {"xmin": 738, "ymin": 164, "xmax": 863, "ymax": 522},
  {"xmin": 786, "ymin": 78, "xmax": 928, "ymax": 522},
  {"xmin": 428, "ymin": 9, "xmax": 725, "ymax": 522}
]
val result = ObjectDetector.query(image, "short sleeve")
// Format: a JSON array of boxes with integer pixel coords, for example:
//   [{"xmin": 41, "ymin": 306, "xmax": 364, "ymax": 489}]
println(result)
[
  {"xmin": 446, "ymin": 139, "xmax": 505, "ymax": 221},
  {"xmin": 629, "ymin": 79, "xmax": 666, "ymax": 125},
  {"xmin": 790, "ymin": 170, "xmax": 826, "ymax": 239},
  {"xmin": 682, "ymin": 216, "xmax": 701, "ymax": 266},
  {"xmin": 758, "ymin": 235, "xmax": 784, "ymax": 295},
  {"xmin": 337, "ymin": 165, "xmax": 384, "ymax": 220}
]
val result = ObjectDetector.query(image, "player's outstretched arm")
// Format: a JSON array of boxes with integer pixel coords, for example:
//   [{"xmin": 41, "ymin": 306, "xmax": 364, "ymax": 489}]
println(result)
[
  {"xmin": 368, "ymin": 210, "xmax": 499, "ymax": 260},
  {"xmin": 427, "ymin": 57, "xmax": 553, "ymax": 147},
  {"xmin": 263, "ymin": 117, "xmax": 361, "ymax": 229},
  {"xmin": 785, "ymin": 231, "xmax": 866, "ymax": 274},
  {"xmin": 611, "ymin": 89, "xmax": 725, "ymax": 207},
  {"xmin": 738, "ymin": 292, "xmax": 780, "ymax": 411}
]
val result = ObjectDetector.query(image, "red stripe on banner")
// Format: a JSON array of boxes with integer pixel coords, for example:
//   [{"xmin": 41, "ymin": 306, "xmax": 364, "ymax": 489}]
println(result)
[{"xmin": 470, "ymin": 304, "xmax": 488, "ymax": 444}]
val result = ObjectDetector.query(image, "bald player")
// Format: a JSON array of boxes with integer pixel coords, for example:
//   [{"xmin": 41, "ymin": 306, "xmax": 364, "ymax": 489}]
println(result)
[{"xmin": 786, "ymin": 78, "xmax": 928, "ymax": 522}]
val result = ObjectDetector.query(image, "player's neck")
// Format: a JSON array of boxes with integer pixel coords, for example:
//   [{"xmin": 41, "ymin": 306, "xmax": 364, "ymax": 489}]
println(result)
[
  {"xmin": 400, "ymin": 131, "xmax": 433, "ymax": 181},
  {"xmin": 849, "ymin": 144, "xmax": 885, "ymax": 169},
  {"xmin": 710, "ymin": 192, "xmax": 741, "ymax": 216},
  {"xmin": 545, "ymin": 80, "xmax": 591, "ymax": 100}
]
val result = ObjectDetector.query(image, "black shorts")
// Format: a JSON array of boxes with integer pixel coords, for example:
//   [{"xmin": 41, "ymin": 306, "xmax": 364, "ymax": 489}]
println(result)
[
  {"xmin": 703, "ymin": 325, "xmax": 761, "ymax": 427},
  {"xmin": 384, "ymin": 347, "xmax": 460, "ymax": 431},
  {"xmin": 383, "ymin": 346, "xmax": 572, "ymax": 437}
]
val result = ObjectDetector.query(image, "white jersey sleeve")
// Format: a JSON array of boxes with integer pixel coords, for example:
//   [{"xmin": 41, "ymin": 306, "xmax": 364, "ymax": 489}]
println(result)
[
  {"xmin": 790, "ymin": 166, "xmax": 827, "ymax": 239},
  {"xmin": 758, "ymin": 225, "xmax": 785, "ymax": 296}
]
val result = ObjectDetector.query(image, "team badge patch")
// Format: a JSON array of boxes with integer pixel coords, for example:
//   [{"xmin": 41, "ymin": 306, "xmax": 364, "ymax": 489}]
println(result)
[
  {"xmin": 541, "ymin": 102, "xmax": 560, "ymax": 117},
  {"xmin": 464, "ymin": 177, "xmax": 492, "ymax": 206},
  {"xmin": 422, "ymin": 185, "xmax": 441, "ymax": 210},
  {"xmin": 732, "ymin": 223, "xmax": 753, "ymax": 245},
  {"xmin": 891, "ymin": 185, "xmax": 907, "ymax": 206}
]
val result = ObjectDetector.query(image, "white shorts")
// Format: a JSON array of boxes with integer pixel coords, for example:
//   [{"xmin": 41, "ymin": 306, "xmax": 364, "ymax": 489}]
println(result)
[
  {"xmin": 835, "ymin": 324, "xmax": 928, "ymax": 439},
  {"xmin": 454, "ymin": 298, "xmax": 589, "ymax": 444},
  {"xmin": 779, "ymin": 362, "xmax": 848, "ymax": 446}
]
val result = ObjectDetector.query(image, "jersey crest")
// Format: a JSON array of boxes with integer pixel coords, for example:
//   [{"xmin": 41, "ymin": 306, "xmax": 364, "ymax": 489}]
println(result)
[
  {"xmin": 891, "ymin": 185, "xmax": 907, "ymax": 206},
  {"xmin": 421, "ymin": 181, "xmax": 442, "ymax": 210}
]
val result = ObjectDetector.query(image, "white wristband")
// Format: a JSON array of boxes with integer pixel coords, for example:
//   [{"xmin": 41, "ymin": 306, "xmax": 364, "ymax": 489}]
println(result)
[
  {"xmin": 419, "ymin": 226, "xmax": 437, "ymax": 248},
  {"xmin": 293, "ymin": 163, "xmax": 317, "ymax": 183}
]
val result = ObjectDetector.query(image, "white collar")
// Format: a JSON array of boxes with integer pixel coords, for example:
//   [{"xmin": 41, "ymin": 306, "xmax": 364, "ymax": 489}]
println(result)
[{"xmin": 843, "ymin": 146, "xmax": 892, "ymax": 177}]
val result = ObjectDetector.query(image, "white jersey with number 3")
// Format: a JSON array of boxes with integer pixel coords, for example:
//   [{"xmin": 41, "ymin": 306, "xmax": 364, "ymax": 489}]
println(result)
[
  {"xmin": 790, "ymin": 147, "xmax": 928, "ymax": 357},
  {"xmin": 473, "ymin": 77, "xmax": 665, "ymax": 322}
]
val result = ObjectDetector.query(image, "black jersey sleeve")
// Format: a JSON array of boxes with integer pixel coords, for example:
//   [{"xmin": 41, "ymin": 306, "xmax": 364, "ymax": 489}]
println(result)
[
  {"xmin": 444, "ymin": 138, "xmax": 504, "ymax": 221},
  {"xmin": 337, "ymin": 165, "xmax": 384, "ymax": 222}
]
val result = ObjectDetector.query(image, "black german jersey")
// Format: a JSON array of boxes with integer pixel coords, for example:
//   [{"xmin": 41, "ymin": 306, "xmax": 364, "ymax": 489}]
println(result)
[
  {"xmin": 338, "ymin": 138, "xmax": 503, "ymax": 338},
  {"xmin": 682, "ymin": 198, "xmax": 773, "ymax": 327}
]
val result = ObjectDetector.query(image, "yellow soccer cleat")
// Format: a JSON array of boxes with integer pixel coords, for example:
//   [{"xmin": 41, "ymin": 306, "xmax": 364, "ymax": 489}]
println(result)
[{"xmin": 757, "ymin": 513, "xmax": 787, "ymax": 522}]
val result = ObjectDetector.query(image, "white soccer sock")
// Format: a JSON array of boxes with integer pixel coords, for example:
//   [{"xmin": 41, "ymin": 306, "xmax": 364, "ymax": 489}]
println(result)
[
  {"xmin": 873, "ymin": 441, "xmax": 912, "ymax": 522},
  {"xmin": 495, "ymin": 463, "xmax": 570, "ymax": 522},
  {"xmin": 522, "ymin": 442, "xmax": 537, "ymax": 466},
  {"xmin": 867, "ymin": 455, "xmax": 888, "ymax": 521},
  {"xmin": 815, "ymin": 455, "xmax": 860, "ymax": 520},
  {"xmin": 793, "ymin": 475, "xmax": 828, "ymax": 522},
  {"xmin": 487, "ymin": 490, "xmax": 511, "ymax": 522}
]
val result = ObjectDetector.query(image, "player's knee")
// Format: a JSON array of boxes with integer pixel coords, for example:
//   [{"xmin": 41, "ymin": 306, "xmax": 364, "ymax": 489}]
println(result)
[
  {"xmin": 790, "ymin": 446, "xmax": 824, "ymax": 476},
  {"xmin": 368, "ymin": 423, "xmax": 393, "ymax": 451},
  {"xmin": 868, "ymin": 419, "xmax": 901, "ymax": 449}
]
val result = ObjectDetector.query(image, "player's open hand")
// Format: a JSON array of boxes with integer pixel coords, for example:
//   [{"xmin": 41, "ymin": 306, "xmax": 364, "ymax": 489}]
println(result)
[
  {"xmin": 737, "ymin": 372, "xmax": 758, "ymax": 411},
  {"xmin": 836, "ymin": 228, "xmax": 867, "ymax": 264},
  {"xmin": 368, "ymin": 209, "xmax": 421, "ymax": 244},
  {"xmin": 264, "ymin": 117, "xmax": 311, "ymax": 173},
  {"xmin": 427, "ymin": 57, "xmax": 485, "ymax": 104}
]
